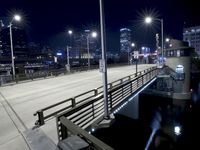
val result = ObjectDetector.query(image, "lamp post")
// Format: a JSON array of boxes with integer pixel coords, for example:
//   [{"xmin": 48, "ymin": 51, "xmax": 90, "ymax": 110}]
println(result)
[
  {"xmin": 131, "ymin": 43, "xmax": 139, "ymax": 75},
  {"xmin": 9, "ymin": 15, "xmax": 21, "ymax": 78},
  {"xmin": 145, "ymin": 16, "xmax": 164, "ymax": 66},
  {"xmin": 86, "ymin": 31, "xmax": 97, "ymax": 69},
  {"xmin": 66, "ymin": 30, "xmax": 73, "ymax": 72},
  {"xmin": 99, "ymin": 0, "xmax": 109, "ymax": 119}
]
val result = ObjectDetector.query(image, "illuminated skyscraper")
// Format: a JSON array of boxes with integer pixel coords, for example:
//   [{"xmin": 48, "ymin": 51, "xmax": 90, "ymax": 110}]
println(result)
[
  {"xmin": 183, "ymin": 26, "xmax": 200, "ymax": 55},
  {"xmin": 120, "ymin": 28, "xmax": 131, "ymax": 53}
]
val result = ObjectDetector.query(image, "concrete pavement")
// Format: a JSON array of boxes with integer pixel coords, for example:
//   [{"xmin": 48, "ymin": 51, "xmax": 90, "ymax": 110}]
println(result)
[{"xmin": 0, "ymin": 64, "xmax": 155, "ymax": 149}]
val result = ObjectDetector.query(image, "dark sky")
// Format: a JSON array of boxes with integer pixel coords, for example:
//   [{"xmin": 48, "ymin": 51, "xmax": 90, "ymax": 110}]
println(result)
[{"xmin": 0, "ymin": 0, "xmax": 200, "ymax": 50}]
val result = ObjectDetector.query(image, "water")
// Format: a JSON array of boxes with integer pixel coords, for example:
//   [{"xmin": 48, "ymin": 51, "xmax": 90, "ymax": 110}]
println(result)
[{"xmin": 92, "ymin": 73, "xmax": 200, "ymax": 150}]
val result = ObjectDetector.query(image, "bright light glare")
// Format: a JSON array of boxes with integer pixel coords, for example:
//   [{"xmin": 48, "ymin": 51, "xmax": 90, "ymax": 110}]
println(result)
[
  {"xmin": 68, "ymin": 30, "xmax": 73, "ymax": 35},
  {"xmin": 174, "ymin": 126, "xmax": 181, "ymax": 135},
  {"xmin": 91, "ymin": 32, "xmax": 97, "ymax": 38},
  {"xmin": 145, "ymin": 17, "xmax": 152, "ymax": 24},
  {"xmin": 131, "ymin": 43, "xmax": 135, "ymax": 47},
  {"xmin": 165, "ymin": 38, "xmax": 170, "ymax": 42},
  {"xmin": 14, "ymin": 15, "xmax": 21, "ymax": 21}
]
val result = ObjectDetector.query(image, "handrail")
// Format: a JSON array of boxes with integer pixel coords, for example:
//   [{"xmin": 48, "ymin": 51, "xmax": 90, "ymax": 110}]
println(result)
[
  {"xmin": 55, "ymin": 67, "xmax": 158, "ymax": 145},
  {"xmin": 58, "ymin": 116, "xmax": 114, "ymax": 150},
  {"xmin": 34, "ymin": 66, "xmax": 157, "ymax": 126}
]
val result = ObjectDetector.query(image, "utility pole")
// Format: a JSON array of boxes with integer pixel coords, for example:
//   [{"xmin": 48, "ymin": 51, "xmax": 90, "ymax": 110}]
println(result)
[{"xmin": 99, "ymin": 0, "xmax": 109, "ymax": 119}]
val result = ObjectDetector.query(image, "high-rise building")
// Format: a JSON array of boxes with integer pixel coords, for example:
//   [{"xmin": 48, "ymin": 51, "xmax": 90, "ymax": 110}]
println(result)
[
  {"xmin": 183, "ymin": 26, "xmax": 200, "ymax": 55},
  {"xmin": 0, "ymin": 26, "xmax": 29, "ymax": 58},
  {"xmin": 120, "ymin": 28, "xmax": 131, "ymax": 53}
]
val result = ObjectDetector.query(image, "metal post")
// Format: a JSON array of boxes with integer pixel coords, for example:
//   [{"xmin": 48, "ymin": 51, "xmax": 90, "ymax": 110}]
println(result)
[
  {"xmin": 99, "ymin": 0, "xmax": 109, "ymax": 119},
  {"xmin": 136, "ymin": 58, "xmax": 138, "ymax": 76},
  {"xmin": 9, "ymin": 24, "xmax": 15, "ymax": 79},
  {"xmin": 87, "ymin": 35, "xmax": 90, "ymax": 69},
  {"xmin": 161, "ymin": 19, "xmax": 164, "ymax": 66},
  {"xmin": 66, "ymin": 46, "xmax": 70, "ymax": 72},
  {"xmin": 128, "ymin": 52, "xmax": 129, "ymax": 65}
]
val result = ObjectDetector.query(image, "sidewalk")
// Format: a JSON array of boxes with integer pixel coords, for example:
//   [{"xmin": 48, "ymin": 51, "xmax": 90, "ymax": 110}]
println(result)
[{"xmin": 0, "ymin": 102, "xmax": 29, "ymax": 150}]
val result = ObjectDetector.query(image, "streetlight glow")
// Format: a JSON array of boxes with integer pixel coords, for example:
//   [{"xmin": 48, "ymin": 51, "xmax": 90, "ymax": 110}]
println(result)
[
  {"xmin": 91, "ymin": 31, "xmax": 97, "ymax": 38},
  {"xmin": 145, "ymin": 16, "xmax": 152, "ymax": 24},
  {"xmin": 68, "ymin": 30, "xmax": 73, "ymax": 35},
  {"xmin": 14, "ymin": 15, "xmax": 21, "ymax": 21},
  {"xmin": 165, "ymin": 38, "xmax": 170, "ymax": 42},
  {"xmin": 9, "ymin": 14, "xmax": 22, "ymax": 79},
  {"xmin": 131, "ymin": 43, "xmax": 135, "ymax": 47},
  {"xmin": 144, "ymin": 16, "xmax": 164, "ymax": 67}
]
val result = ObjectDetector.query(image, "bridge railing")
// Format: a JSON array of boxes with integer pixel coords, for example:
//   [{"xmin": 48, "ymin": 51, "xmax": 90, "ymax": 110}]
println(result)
[
  {"xmin": 57, "ymin": 116, "xmax": 114, "ymax": 150},
  {"xmin": 56, "ymin": 67, "xmax": 158, "ymax": 148},
  {"xmin": 34, "ymin": 66, "xmax": 157, "ymax": 126}
]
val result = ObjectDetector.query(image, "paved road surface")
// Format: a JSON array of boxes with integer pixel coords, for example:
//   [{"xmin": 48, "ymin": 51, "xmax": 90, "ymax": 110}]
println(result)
[{"xmin": 0, "ymin": 64, "xmax": 155, "ymax": 149}]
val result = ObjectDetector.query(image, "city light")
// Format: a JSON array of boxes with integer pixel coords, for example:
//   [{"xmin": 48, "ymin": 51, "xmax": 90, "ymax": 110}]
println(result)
[
  {"xmin": 14, "ymin": 15, "xmax": 21, "ymax": 21},
  {"xmin": 131, "ymin": 43, "xmax": 135, "ymax": 47},
  {"xmin": 56, "ymin": 52, "xmax": 62, "ymax": 56},
  {"xmin": 91, "ymin": 31, "xmax": 97, "ymax": 38},
  {"xmin": 68, "ymin": 30, "xmax": 73, "ymax": 35},
  {"xmin": 174, "ymin": 126, "xmax": 181, "ymax": 135},
  {"xmin": 145, "ymin": 16, "xmax": 152, "ymax": 24},
  {"xmin": 165, "ymin": 38, "xmax": 170, "ymax": 42}
]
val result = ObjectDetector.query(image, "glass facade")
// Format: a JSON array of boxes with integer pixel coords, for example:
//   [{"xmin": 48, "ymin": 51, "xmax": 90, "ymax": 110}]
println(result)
[
  {"xmin": 183, "ymin": 26, "xmax": 200, "ymax": 55},
  {"xmin": 120, "ymin": 28, "xmax": 131, "ymax": 53}
]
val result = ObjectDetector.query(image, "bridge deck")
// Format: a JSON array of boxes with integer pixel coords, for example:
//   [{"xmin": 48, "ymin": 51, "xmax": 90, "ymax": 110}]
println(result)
[{"xmin": 0, "ymin": 64, "xmax": 155, "ymax": 149}]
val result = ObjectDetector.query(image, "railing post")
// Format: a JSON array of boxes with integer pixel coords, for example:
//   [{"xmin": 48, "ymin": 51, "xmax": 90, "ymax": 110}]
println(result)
[
  {"xmin": 60, "ymin": 120, "xmax": 68, "ymax": 140},
  {"xmin": 94, "ymin": 89, "xmax": 98, "ymax": 96},
  {"xmin": 128, "ymin": 76, "xmax": 131, "ymax": 81},
  {"xmin": 35, "ymin": 110, "xmax": 45, "ymax": 126},
  {"xmin": 109, "ymin": 83, "xmax": 113, "ymax": 89},
  {"xmin": 121, "ymin": 79, "xmax": 124, "ymax": 97},
  {"xmin": 142, "ymin": 75, "xmax": 144, "ymax": 85},
  {"xmin": 130, "ymin": 80, "xmax": 133, "ymax": 93},
  {"xmin": 109, "ymin": 92, "xmax": 113, "ymax": 110},
  {"xmin": 92, "ymin": 103, "xmax": 95, "ymax": 119},
  {"xmin": 71, "ymin": 98, "xmax": 76, "ymax": 107},
  {"xmin": 15, "ymin": 75, "xmax": 18, "ymax": 83}
]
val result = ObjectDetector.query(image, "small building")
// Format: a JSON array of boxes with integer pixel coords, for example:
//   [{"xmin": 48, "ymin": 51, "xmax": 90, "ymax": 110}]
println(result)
[{"xmin": 165, "ymin": 39, "xmax": 194, "ymax": 101}]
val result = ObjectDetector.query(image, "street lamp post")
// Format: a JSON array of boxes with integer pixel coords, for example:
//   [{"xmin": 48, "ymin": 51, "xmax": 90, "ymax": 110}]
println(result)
[
  {"xmin": 86, "ymin": 35, "xmax": 90, "ymax": 69},
  {"xmin": 9, "ymin": 15, "xmax": 21, "ymax": 79},
  {"xmin": 66, "ymin": 30, "xmax": 73, "ymax": 72},
  {"xmin": 86, "ymin": 31, "xmax": 97, "ymax": 69},
  {"xmin": 145, "ymin": 17, "xmax": 164, "ymax": 66},
  {"xmin": 99, "ymin": 0, "xmax": 109, "ymax": 119}
]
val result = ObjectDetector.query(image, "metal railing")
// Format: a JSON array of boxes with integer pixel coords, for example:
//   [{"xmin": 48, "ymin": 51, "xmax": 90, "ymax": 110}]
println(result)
[
  {"xmin": 55, "ymin": 67, "xmax": 158, "ymax": 150},
  {"xmin": 57, "ymin": 116, "xmax": 114, "ymax": 150},
  {"xmin": 34, "ymin": 66, "xmax": 158, "ymax": 127}
]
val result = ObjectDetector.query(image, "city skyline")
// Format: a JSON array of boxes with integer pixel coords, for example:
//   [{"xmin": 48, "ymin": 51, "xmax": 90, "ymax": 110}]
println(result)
[{"xmin": 0, "ymin": 0, "xmax": 200, "ymax": 50}]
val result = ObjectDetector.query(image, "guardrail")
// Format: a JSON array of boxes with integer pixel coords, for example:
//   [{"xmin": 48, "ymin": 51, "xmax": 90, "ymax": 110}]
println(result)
[
  {"xmin": 57, "ymin": 116, "xmax": 114, "ymax": 150},
  {"xmin": 34, "ymin": 66, "xmax": 158, "ymax": 127}
]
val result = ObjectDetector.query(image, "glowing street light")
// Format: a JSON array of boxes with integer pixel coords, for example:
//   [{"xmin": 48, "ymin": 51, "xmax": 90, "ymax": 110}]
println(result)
[
  {"xmin": 165, "ymin": 38, "xmax": 170, "ymax": 42},
  {"xmin": 68, "ymin": 30, "xmax": 73, "ymax": 35},
  {"xmin": 86, "ymin": 31, "xmax": 97, "ymax": 69},
  {"xmin": 145, "ymin": 16, "xmax": 164, "ymax": 67},
  {"xmin": 9, "ymin": 14, "xmax": 21, "ymax": 78},
  {"xmin": 66, "ymin": 30, "xmax": 73, "ymax": 72},
  {"xmin": 145, "ymin": 17, "xmax": 152, "ymax": 24}
]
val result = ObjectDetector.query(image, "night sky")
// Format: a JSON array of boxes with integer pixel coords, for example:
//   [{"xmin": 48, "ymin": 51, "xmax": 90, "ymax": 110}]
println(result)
[{"xmin": 0, "ymin": 0, "xmax": 200, "ymax": 51}]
